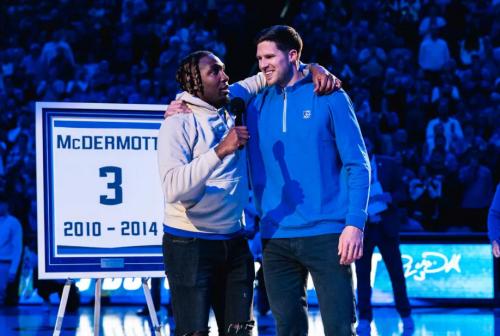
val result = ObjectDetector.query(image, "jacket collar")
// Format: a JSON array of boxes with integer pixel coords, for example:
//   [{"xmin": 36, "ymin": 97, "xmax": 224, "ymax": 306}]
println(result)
[{"xmin": 272, "ymin": 72, "xmax": 313, "ymax": 95}]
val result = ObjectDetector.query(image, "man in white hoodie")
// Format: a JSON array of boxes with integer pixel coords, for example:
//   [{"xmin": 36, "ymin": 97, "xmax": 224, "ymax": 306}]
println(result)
[{"xmin": 157, "ymin": 50, "xmax": 262, "ymax": 336}]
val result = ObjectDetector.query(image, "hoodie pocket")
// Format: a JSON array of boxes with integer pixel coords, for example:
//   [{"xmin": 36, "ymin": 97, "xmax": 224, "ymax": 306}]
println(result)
[{"xmin": 184, "ymin": 178, "xmax": 246, "ymax": 227}]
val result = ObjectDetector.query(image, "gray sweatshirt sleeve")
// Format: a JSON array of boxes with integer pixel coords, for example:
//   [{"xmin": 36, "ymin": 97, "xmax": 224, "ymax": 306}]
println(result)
[{"xmin": 157, "ymin": 115, "xmax": 221, "ymax": 203}]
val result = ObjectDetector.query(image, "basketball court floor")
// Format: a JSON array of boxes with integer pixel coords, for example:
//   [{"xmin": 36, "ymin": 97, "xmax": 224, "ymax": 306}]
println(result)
[{"xmin": 2, "ymin": 305, "xmax": 498, "ymax": 335}]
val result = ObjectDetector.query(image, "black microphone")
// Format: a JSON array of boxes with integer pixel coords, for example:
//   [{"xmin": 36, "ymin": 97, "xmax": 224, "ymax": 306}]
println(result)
[
  {"xmin": 230, "ymin": 97, "xmax": 246, "ymax": 150},
  {"xmin": 230, "ymin": 97, "xmax": 246, "ymax": 126}
]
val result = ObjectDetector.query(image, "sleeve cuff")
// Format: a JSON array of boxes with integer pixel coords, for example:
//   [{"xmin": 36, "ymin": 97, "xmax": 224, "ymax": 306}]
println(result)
[
  {"xmin": 206, "ymin": 148, "xmax": 222, "ymax": 167},
  {"xmin": 346, "ymin": 212, "xmax": 367, "ymax": 231}
]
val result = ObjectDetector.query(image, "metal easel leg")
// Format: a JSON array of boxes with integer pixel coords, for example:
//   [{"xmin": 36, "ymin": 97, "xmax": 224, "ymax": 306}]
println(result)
[
  {"xmin": 53, "ymin": 278, "xmax": 73, "ymax": 336},
  {"xmin": 142, "ymin": 277, "xmax": 162, "ymax": 336},
  {"xmin": 94, "ymin": 278, "xmax": 102, "ymax": 336}
]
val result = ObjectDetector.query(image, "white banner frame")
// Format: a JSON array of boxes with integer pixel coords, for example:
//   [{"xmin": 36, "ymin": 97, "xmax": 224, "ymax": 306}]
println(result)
[{"xmin": 36, "ymin": 102, "xmax": 167, "ymax": 279}]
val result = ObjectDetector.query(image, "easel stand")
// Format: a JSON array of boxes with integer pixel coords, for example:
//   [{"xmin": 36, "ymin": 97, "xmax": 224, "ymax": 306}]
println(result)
[
  {"xmin": 142, "ymin": 277, "xmax": 162, "ymax": 336},
  {"xmin": 53, "ymin": 277, "xmax": 162, "ymax": 336},
  {"xmin": 53, "ymin": 279, "xmax": 73, "ymax": 336}
]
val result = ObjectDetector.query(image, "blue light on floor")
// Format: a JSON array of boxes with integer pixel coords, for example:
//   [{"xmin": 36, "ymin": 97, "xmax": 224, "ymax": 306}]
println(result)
[{"xmin": 2, "ymin": 305, "xmax": 498, "ymax": 336}]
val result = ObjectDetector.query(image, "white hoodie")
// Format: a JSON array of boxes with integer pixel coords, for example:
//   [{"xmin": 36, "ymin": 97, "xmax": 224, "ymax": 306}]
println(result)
[{"xmin": 157, "ymin": 74, "xmax": 265, "ymax": 236}]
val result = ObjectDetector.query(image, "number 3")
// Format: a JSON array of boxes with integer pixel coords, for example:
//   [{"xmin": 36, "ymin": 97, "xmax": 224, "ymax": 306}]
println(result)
[{"xmin": 100, "ymin": 166, "xmax": 123, "ymax": 205}]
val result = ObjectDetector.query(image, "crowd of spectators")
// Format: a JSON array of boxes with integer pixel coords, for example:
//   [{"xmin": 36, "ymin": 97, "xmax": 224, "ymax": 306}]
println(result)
[
  {"xmin": 0, "ymin": 0, "xmax": 498, "ymax": 270},
  {"xmin": 290, "ymin": 0, "xmax": 499, "ymax": 232}
]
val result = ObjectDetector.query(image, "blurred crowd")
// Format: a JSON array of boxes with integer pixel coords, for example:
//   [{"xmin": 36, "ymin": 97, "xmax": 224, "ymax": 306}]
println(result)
[
  {"xmin": 293, "ymin": 0, "xmax": 499, "ymax": 232},
  {"xmin": 0, "ymin": 0, "xmax": 498, "ymax": 285}
]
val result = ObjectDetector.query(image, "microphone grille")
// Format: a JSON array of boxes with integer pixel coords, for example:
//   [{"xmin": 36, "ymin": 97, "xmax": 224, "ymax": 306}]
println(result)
[{"xmin": 230, "ymin": 97, "xmax": 245, "ymax": 114}]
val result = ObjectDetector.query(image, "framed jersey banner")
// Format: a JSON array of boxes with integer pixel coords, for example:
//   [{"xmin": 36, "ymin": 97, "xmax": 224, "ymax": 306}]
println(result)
[{"xmin": 36, "ymin": 102, "xmax": 166, "ymax": 279}]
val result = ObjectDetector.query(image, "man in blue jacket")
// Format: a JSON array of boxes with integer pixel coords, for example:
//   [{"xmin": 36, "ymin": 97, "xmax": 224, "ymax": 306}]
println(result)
[{"xmin": 246, "ymin": 25, "xmax": 370, "ymax": 336}]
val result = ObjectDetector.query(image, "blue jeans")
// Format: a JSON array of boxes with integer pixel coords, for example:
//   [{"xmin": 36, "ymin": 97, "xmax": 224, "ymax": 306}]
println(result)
[
  {"xmin": 162, "ymin": 233, "xmax": 255, "ymax": 336},
  {"xmin": 262, "ymin": 234, "xmax": 356, "ymax": 336}
]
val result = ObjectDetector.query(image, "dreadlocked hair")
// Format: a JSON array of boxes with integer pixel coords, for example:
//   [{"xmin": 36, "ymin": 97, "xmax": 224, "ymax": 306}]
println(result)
[{"xmin": 175, "ymin": 50, "xmax": 212, "ymax": 96}]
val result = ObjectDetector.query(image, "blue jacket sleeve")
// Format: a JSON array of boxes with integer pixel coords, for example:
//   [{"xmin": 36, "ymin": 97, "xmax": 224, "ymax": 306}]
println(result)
[
  {"xmin": 327, "ymin": 90, "xmax": 371, "ymax": 230},
  {"xmin": 488, "ymin": 184, "xmax": 500, "ymax": 243},
  {"xmin": 229, "ymin": 73, "xmax": 266, "ymax": 106}
]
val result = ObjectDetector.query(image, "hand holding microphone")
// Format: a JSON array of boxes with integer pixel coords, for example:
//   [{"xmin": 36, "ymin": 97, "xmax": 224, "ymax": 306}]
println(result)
[
  {"xmin": 231, "ymin": 97, "xmax": 247, "ymax": 150},
  {"xmin": 215, "ymin": 98, "xmax": 248, "ymax": 159}
]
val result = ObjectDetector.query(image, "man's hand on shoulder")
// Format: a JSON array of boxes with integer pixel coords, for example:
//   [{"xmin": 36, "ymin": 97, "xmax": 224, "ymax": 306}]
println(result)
[
  {"xmin": 338, "ymin": 225, "xmax": 363, "ymax": 265},
  {"xmin": 308, "ymin": 63, "xmax": 342, "ymax": 95},
  {"xmin": 164, "ymin": 100, "xmax": 192, "ymax": 118}
]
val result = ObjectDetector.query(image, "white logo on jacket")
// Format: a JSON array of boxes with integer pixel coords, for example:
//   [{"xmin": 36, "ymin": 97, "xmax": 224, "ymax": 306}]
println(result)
[{"xmin": 303, "ymin": 110, "xmax": 312, "ymax": 119}]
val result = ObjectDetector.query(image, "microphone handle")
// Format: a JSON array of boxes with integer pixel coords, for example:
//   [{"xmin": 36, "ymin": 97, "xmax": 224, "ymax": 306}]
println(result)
[
  {"xmin": 235, "ymin": 112, "xmax": 244, "ymax": 127},
  {"xmin": 235, "ymin": 111, "xmax": 244, "ymax": 150}
]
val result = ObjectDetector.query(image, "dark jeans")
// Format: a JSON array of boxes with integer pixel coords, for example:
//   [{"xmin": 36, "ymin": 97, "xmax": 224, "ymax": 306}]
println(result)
[
  {"xmin": 162, "ymin": 233, "xmax": 255, "ymax": 336},
  {"xmin": 255, "ymin": 262, "xmax": 270, "ymax": 316},
  {"xmin": 262, "ymin": 234, "xmax": 356, "ymax": 336},
  {"xmin": 355, "ymin": 223, "xmax": 411, "ymax": 321}
]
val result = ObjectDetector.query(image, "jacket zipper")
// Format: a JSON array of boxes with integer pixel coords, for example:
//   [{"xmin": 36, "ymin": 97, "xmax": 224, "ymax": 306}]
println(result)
[{"xmin": 282, "ymin": 90, "xmax": 287, "ymax": 133}]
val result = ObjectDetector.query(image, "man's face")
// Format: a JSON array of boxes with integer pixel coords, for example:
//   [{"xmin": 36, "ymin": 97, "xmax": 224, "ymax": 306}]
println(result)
[
  {"xmin": 256, "ymin": 41, "xmax": 296, "ymax": 87},
  {"xmin": 197, "ymin": 54, "xmax": 230, "ymax": 107}
]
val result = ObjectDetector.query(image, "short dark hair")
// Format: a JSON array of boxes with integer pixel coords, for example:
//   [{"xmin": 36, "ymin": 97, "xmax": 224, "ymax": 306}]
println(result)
[
  {"xmin": 175, "ymin": 50, "xmax": 213, "ymax": 96},
  {"xmin": 255, "ymin": 25, "xmax": 303, "ymax": 58}
]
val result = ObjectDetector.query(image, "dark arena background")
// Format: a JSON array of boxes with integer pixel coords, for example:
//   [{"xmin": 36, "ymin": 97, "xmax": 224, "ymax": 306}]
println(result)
[{"xmin": 0, "ymin": 0, "xmax": 499, "ymax": 335}]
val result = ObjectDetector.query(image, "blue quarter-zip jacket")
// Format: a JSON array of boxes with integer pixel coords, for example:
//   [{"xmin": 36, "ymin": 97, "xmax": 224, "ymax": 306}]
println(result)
[{"xmin": 246, "ymin": 78, "xmax": 370, "ymax": 239}]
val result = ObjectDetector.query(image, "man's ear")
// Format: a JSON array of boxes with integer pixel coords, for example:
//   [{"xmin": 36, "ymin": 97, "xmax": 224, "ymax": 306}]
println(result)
[{"xmin": 288, "ymin": 49, "xmax": 299, "ymax": 63}]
